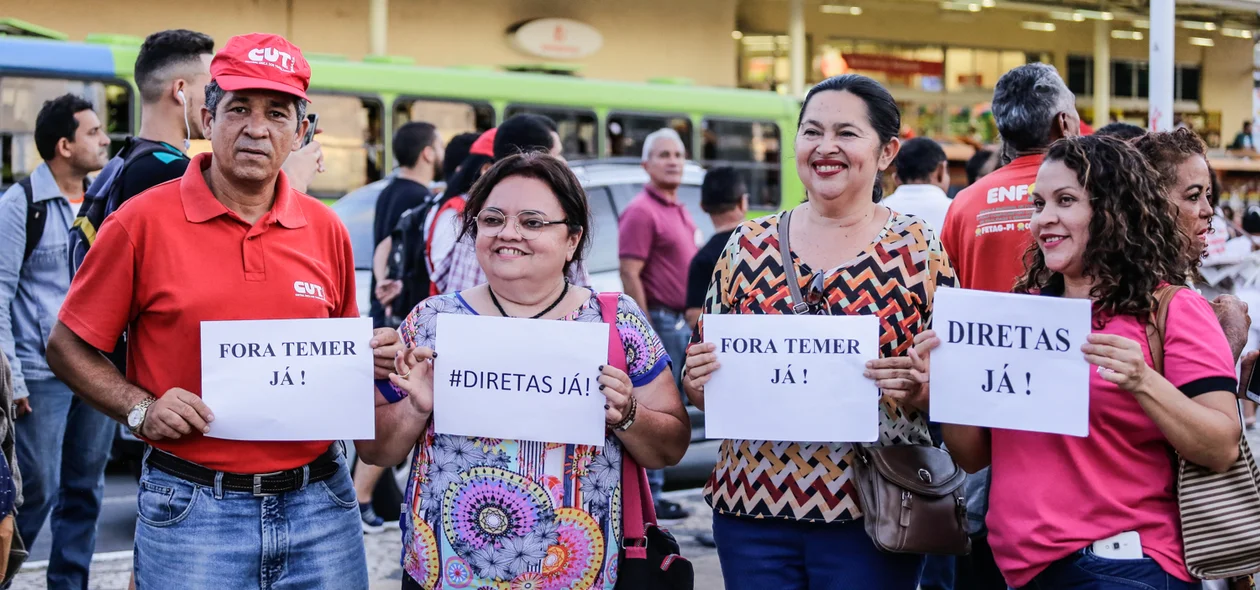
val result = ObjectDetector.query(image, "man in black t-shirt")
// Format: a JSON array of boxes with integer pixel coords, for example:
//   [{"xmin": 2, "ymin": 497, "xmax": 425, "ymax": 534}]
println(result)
[
  {"xmin": 370, "ymin": 121, "xmax": 443, "ymax": 330},
  {"xmin": 684, "ymin": 167, "xmax": 748, "ymax": 329}
]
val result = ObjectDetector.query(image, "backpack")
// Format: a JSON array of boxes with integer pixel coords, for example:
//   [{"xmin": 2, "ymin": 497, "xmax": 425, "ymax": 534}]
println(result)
[
  {"xmin": 68, "ymin": 137, "xmax": 171, "ymax": 277},
  {"xmin": 385, "ymin": 191, "xmax": 463, "ymax": 324},
  {"xmin": 65, "ymin": 137, "xmax": 172, "ymax": 372},
  {"xmin": 16, "ymin": 174, "xmax": 89, "ymax": 264}
]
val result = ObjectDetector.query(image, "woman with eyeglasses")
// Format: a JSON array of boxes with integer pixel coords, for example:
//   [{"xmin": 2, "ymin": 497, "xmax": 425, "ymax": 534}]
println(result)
[
  {"xmin": 681, "ymin": 74, "xmax": 956, "ymax": 589},
  {"xmin": 358, "ymin": 153, "xmax": 691, "ymax": 589}
]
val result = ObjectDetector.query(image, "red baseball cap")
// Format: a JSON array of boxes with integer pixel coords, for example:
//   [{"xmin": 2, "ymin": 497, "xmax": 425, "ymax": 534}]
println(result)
[
  {"xmin": 470, "ymin": 129, "xmax": 497, "ymax": 158},
  {"xmin": 210, "ymin": 33, "xmax": 311, "ymax": 101}
]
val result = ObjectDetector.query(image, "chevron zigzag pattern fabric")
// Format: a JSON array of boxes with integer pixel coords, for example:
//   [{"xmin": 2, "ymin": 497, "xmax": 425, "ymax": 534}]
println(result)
[{"xmin": 695, "ymin": 211, "xmax": 956, "ymax": 522}]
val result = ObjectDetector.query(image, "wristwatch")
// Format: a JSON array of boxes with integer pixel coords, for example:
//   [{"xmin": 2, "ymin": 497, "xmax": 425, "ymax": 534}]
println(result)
[{"xmin": 127, "ymin": 397, "xmax": 156, "ymax": 436}]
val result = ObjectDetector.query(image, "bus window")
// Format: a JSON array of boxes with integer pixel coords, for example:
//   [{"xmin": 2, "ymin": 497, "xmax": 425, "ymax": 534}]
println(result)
[
  {"xmin": 606, "ymin": 113, "xmax": 692, "ymax": 159},
  {"xmin": 504, "ymin": 105, "xmax": 598, "ymax": 160},
  {"xmin": 701, "ymin": 119, "xmax": 782, "ymax": 209},
  {"xmin": 300, "ymin": 93, "xmax": 383, "ymax": 199},
  {"xmin": 0, "ymin": 76, "xmax": 131, "ymax": 186},
  {"xmin": 394, "ymin": 98, "xmax": 494, "ymax": 145}
]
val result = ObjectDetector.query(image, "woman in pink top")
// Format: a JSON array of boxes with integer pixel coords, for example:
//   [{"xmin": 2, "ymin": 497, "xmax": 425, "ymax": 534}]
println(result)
[{"xmin": 914, "ymin": 135, "xmax": 1242, "ymax": 589}]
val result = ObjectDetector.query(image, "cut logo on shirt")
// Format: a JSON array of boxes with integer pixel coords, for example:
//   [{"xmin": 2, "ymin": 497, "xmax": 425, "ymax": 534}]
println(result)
[{"xmin": 293, "ymin": 280, "xmax": 326, "ymax": 302}]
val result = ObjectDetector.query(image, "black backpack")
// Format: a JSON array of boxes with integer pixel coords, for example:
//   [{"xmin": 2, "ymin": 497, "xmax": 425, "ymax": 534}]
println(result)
[
  {"xmin": 64, "ymin": 137, "xmax": 172, "ymax": 372},
  {"xmin": 68, "ymin": 137, "xmax": 171, "ymax": 276},
  {"xmin": 384, "ymin": 191, "xmax": 461, "ymax": 325},
  {"xmin": 16, "ymin": 175, "xmax": 89, "ymax": 264}
]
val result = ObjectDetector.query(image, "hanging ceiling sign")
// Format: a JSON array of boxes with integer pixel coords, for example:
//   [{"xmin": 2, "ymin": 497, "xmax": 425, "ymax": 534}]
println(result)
[{"xmin": 508, "ymin": 18, "xmax": 604, "ymax": 60}]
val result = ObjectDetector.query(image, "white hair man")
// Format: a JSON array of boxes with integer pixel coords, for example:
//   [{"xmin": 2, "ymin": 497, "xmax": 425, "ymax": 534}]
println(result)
[{"xmin": 617, "ymin": 127, "xmax": 697, "ymax": 520}]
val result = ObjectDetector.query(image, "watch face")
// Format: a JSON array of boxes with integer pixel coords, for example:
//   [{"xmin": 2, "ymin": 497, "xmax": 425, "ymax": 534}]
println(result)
[{"xmin": 127, "ymin": 407, "xmax": 142, "ymax": 428}]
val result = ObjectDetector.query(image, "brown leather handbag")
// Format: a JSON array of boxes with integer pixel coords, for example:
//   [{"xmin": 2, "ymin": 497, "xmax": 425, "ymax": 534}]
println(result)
[
  {"xmin": 778, "ymin": 209, "xmax": 971, "ymax": 556},
  {"xmin": 850, "ymin": 445, "xmax": 971, "ymax": 555}
]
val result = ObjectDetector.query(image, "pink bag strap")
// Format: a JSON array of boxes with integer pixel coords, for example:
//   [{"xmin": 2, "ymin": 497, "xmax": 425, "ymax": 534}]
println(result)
[{"xmin": 597, "ymin": 292, "xmax": 656, "ymax": 554}]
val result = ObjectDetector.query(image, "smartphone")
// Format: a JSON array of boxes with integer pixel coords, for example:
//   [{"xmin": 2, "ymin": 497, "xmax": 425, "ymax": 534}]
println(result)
[
  {"xmin": 1092, "ymin": 531, "xmax": 1143, "ymax": 560},
  {"xmin": 1244, "ymin": 356, "xmax": 1260, "ymax": 405},
  {"xmin": 302, "ymin": 113, "xmax": 319, "ymax": 146}
]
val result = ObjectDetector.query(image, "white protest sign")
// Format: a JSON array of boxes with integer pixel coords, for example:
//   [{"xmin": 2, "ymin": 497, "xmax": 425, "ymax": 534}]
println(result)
[
  {"xmin": 200, "ymin": 317, "xmax": 375, "ymax": 441},
  {"xmin": 703, "ymin": 314, "xmax": 880, "ymax": 443},
  {"xmin": 433, "ymin": 314, "xmax": 609, "ymax": 446},
  {"xmin": 930, "ymin": 287, "xmax": 1092, "ymax": 437}
]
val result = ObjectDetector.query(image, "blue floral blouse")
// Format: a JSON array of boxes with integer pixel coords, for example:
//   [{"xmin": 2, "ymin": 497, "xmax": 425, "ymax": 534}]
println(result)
[{"xmin": 397, "ymin": 292, "xmax": 670, "ymax": 589}]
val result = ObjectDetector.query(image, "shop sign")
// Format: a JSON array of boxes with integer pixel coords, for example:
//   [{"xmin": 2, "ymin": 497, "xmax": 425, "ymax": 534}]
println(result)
[
  {"xmin": 843, "ymin": 53, "xmax": 944, "ymax": 77},
  {"xmin": 509, "ymin": 18, "xmax": 603, "ymax": 60}
]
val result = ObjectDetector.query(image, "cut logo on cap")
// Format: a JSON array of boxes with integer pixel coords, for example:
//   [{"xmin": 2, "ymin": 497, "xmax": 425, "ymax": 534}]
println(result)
[{"xmin": 247, "ymin": 47, "xmax": 297, "ymax": 73}]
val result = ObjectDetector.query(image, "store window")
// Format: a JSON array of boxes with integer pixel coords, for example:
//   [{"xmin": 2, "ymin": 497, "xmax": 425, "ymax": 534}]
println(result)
[
  {"xmin": 299, "ymin": 93, "xmax": 384, "ymax": 199},
  {"xmin": 395, "ymin": 97, "xmax": 495, "ymax": 146},
  {"xmin": 0, "ymin": 76, "xmax": 131, "ymax": 186},
  {"xmin": 815, "ymin": 41, "xmax": 945, "ymax": 92},
  {"xmin": 738, "ymin": 35, "xmax": 793, "ymax": 93},
  {"xmin": 945, "ymin": 48, "xmax": 1043, "ymax": 92},
  {"xmin": 606, "ymin": 112, "xmax": 693, "ymax": 158},
  {"xmin": 505, "ymin": 105, "xmax": 599, "ymax": 160},
  {"xmin": 1066, "ymin": 56, "xmax": 1201, "ymax": 102},
  {"xmin": 701, "ymin": 118, "xmax": 782, "ymax": 209}
]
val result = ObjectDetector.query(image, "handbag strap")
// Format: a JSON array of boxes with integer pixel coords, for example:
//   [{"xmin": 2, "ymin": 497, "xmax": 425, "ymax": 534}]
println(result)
[
  {"xmin": 1143, "ymin": 284, "xmax": 1185, "ymax": 376},
  {"xmin": 597, "ymin": 292, "xmax": 656, "ymax": 552},
  {"xmin": 778, "ymin": 209, "xmax": 810, "ymax": 315}
]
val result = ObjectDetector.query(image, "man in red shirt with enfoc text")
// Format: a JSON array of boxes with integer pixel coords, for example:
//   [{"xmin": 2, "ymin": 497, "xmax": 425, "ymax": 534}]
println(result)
[
  {"xmin": 940, "ymin": 63, "xmax": 1080, "ymax": 294},
  {"xmin": 45, "ymin": 34, "xmax": 401, "ymax": 589}
]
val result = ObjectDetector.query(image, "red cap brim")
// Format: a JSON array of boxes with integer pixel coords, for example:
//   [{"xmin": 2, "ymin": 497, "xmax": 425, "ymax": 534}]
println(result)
[{"xmin": 214, "ymin": 75, "xmax": 310, "ymax": 101}]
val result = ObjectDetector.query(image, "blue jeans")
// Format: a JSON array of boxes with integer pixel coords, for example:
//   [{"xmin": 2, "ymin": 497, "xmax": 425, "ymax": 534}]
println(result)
[
  {"xmin": 14, "ymin": 378, "xmax": 115, "ymax": 590},
  {"xmin": 648, "ymin": 307, "xmax": 689, "ymax": 497},
  {"xmin": 712, "ymin": 511, "xmax": 926, "ymax": 590},
  {"xmin": 1016, "ymin": 549, "xmax": 1201, "ymax": 590},
  {"xmin": 133, "ymin": 445, "xmax": 368, "ymax": 590}
]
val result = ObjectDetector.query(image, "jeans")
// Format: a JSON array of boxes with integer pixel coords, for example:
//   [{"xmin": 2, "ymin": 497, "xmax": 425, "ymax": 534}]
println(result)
[
  {"xmin": 712, "ymin": 511, "xmax": 925, "ymax": 590},
  {"xmin": 921, "ymin": 554, "xmax": 957, "ymax": 590},
  {"xmin": 647, "ymin": 307, "xmax": 689, "ymax": 497},
  {"xmin": 1016, "ymin": 549, "xmax": 1201, "ymax": 590},
  {"xmin": 14, "ymin": 378, "xmax": 115, "ymax": 590},
  {"xmin": 133, "ymin": 445, "xmax": 368, "ymax": 590}
]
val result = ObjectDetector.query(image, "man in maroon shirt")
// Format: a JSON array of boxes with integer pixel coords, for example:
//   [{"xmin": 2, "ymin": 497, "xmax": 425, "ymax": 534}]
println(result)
[{"xmin": 618, "ymin": 127, "xmax": 698, "ymax": 519}]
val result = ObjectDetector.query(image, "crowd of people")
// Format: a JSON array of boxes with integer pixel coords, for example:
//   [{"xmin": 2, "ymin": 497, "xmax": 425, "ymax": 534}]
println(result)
[{"xmin": 1, "ymin": 22, "xmax": 1259, "ymax": 590}]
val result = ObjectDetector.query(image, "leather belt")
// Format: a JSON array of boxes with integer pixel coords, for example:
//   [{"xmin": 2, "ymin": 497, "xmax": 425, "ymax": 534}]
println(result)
[{"xmin": 145, "ymin": 446, "xmax": 341, "ymax": 497}]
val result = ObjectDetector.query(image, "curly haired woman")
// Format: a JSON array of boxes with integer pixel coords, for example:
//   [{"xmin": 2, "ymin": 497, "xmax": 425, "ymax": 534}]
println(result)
[
  {"xmin": 913, "ymin": 135, "xmax": 1241, "ymax": 589},
  {"xmin": 1132, "ymin": 128, "xmax": 1252, "ymax": 362}
]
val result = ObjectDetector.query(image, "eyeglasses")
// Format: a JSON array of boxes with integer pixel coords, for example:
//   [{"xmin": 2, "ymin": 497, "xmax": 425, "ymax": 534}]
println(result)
[
  {"xmin": 475, "ymin": 210, "xmax": 569, "ymax": 240},
  {"xmin": 804, "ymin": 272, "xmax": 831, "ymax": 315}
]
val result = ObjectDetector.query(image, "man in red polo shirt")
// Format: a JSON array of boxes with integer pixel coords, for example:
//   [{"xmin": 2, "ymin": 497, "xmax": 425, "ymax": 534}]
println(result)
[
  {"xmin": 45, "ymin": 34, "xmax": 400, "ymax": 589},
  {"xmin": 941, "ymin": 63, "xmax": 1080, "ymax": 294}
]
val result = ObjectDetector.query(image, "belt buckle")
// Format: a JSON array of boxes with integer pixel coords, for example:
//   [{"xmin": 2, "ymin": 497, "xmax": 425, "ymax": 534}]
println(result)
[{"xmin": 252, "ymin": 471, "xmax": 282, "ymax": 497}]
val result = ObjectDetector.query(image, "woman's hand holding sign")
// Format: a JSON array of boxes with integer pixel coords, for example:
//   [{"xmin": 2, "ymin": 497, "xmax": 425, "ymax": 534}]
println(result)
[
  {"xmin": 598, "ymin": 364, "xmax": 635, "ymax": 425},
  {"xmin": 1080, "ymin": 334, "xmax": 1151, "ymax": 393},
  {"xmin": 682, "ymin": 342, "xmax": 720, "ymax": 410},
  {"xmin": 389, "ymin": 347, "xmax": 436, "ymax": 414},
  {"xmin": 864, "ymin": 333, "xmax": 936, "ymax": 411}
]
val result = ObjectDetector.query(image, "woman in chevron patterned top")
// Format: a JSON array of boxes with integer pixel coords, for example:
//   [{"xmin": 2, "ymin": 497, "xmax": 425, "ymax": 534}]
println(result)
[
  {"xmin": 917, "ymin": 135, "xmax": 1241, "ymax": 589},
  {"xmin": 681, "ymin": 74, "xmax": 955, "ymax": 589}
]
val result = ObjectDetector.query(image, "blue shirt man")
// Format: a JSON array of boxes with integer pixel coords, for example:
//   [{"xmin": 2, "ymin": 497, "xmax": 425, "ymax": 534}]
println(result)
[{"xmin": 0, "ymin": 93, "xmax": 110, "ymax": 590}]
